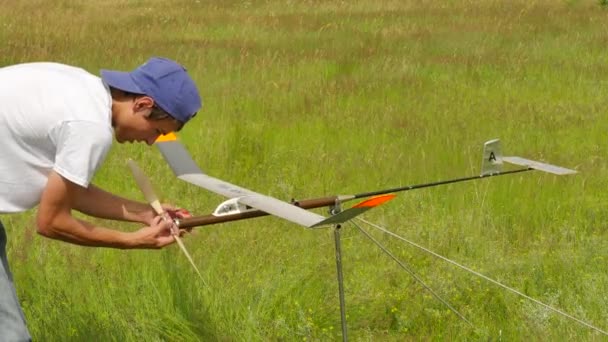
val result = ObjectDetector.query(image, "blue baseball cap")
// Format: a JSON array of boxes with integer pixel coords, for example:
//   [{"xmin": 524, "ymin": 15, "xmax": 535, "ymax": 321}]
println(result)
[{"xmin": 100, "ymin": 57, "xmax": 202, "ymax": 123}]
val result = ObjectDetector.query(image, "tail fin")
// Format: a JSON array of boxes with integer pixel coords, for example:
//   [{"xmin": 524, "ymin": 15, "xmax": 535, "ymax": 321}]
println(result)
[{"xmin": 481, "ymin": 139, "xmax": 503, "ymax": 176}]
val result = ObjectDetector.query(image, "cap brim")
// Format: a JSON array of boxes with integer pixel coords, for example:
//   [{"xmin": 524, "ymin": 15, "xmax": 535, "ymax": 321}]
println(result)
[{"xmin": 100, "ymin": 70, "xmax": 144, "ymax": 94}]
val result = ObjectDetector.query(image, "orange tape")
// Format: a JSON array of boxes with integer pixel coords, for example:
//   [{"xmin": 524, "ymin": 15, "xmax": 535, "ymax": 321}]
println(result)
[
  {"xmin": 155, "ymin": 132, "xmax": 178, "ymax": 143},
  {"xmin": 353, "ymin": 194, "xmax": 396, "ymax": 208}
]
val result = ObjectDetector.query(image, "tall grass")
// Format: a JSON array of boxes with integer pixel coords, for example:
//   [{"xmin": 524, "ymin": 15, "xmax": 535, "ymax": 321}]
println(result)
[{"xmin": 1, "ymin": 0, "xmax": 608, "ymax": 340}]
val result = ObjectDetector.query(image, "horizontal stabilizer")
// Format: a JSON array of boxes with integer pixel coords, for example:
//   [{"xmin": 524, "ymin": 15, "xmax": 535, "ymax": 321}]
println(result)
[
  {"xmin": 502, "ymin": 156, "xmax": 578, "ymax": 175},
  {"xmin": 480, "ymin": 139, "xmax": 577, "ymax": 176}
]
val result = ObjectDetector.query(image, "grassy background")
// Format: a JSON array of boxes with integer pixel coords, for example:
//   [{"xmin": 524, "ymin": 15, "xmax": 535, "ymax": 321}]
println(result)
[{"xmin": 1, "ymin": 0, "xmax": 608, "ymax": 340}]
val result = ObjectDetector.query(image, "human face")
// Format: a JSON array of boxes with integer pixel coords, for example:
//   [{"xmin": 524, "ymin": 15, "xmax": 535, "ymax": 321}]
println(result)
[{"xmin": 112, "ymin": 96, "xmax": 181, "ymax": 145}]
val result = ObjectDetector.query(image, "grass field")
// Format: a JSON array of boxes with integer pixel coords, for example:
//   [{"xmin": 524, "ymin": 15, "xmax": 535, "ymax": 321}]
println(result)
[{"xmin": 1, "ymin": 0, "xmax": 608, "ymax": 340}]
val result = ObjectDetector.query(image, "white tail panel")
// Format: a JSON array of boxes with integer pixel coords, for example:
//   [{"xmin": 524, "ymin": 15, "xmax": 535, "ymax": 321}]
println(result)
[
  {"xmin": 481, "ymin": 139, "xmax": 503, "ymax": 176},
  {"xmin": 502, "ymin": 156, "xmax": 578, "ymax": 175}
]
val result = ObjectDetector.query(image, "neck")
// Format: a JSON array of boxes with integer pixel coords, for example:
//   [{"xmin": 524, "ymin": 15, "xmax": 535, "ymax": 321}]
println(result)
[{"xmin": 109, "ymin": 88, "xmax": 130, "ymax": 128}]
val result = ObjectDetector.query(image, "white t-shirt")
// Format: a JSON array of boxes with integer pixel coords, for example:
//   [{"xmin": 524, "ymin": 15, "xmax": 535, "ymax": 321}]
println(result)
[{"xmin": 0, "ymin": 62, "xmax": 113, "ymax": 213}]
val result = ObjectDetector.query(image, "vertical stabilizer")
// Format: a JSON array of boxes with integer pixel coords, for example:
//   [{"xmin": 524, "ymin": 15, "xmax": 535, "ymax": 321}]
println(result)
[{"xmin": 481, "ymin": 139, "xmax": 503, "ymax": 176}]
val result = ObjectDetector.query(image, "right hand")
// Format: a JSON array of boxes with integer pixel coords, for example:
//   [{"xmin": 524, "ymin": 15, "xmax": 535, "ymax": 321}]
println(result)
[{"xmin": 130, "ymin": 215, "xmax": 178, "ymax": 249}]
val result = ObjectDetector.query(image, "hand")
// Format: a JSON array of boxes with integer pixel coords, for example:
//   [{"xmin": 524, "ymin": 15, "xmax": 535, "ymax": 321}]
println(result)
[
  {"xmin": 165, "ymin": 206, "xmax": 193, "ymax": 233},
  {"xmin": 166, "ymin": 207, "xmax": 192, "ymax": 220},
  {"xmin": 137, "ymin": 204, "xmax": 191, "ymax": 225},
  {"xmin": 130, "ymin": 215, "xmax": 177, "ymax": 249}
]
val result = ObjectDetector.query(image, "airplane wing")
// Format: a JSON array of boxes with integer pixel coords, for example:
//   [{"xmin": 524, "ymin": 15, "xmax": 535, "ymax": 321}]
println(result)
[{"xmin": 154, "ymin": 133, "xmax": 392, "ymax": 228}]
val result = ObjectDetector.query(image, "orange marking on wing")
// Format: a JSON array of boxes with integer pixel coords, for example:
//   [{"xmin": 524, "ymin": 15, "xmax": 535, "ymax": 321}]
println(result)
[
  {"xmin": 155, "ymin": 132, "xmax": 178, "ymax": 143},
  {"xmin": 353, "ymin": 194, "xmax": 396, "ymax": 208}
]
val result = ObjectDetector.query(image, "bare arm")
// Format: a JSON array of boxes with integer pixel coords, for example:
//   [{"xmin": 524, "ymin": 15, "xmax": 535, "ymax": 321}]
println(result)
[
  {"xmin": 36, "ymin": 171, "xmax": 175, "ymax": 249},
  {"xmin": 72, "ymin": 184, "xmax": 154, "ymax": 224}
]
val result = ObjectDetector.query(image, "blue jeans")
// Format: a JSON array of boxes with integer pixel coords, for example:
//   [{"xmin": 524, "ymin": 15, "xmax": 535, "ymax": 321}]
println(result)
[{"xmin": 0, "ymin": 220, "xmax": 31, "ymax": 341}]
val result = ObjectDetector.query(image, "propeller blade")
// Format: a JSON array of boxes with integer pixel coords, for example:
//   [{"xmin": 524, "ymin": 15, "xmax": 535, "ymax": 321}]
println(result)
[{"xmin": 127, "ymin": 159, "xmax": 206, "ymax": 282}]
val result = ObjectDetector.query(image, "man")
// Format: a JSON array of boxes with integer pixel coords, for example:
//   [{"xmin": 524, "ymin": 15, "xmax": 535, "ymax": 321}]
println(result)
[{"xmin": 0, "ymin": 57, "xmax": 202, "ymax": 340}]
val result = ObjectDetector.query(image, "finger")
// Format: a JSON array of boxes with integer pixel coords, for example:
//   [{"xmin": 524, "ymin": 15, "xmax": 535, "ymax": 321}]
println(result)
[
  {"xmin": 151, "ymin": 215, "xmax": 164, "ymax": 226},
  {"xmin": 176, "ymin": 209, "xmax": 192, "ymax": 218},
  {"xmin": 167, "ymin": 208, "xmax": 192, "ymax": 219},
  {"xmin": 151, "ymin": 219, "xmax": 173, "ymax": 235},
  {"xmin": 156, "ymin": 235, "xmax": 176, "ymax": 248},
  {"xmin": 162, "ymin": 220, "xmax": 176, "ymax": 232}
]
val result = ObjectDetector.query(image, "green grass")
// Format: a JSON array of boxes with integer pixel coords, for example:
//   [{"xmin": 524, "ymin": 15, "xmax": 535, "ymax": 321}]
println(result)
[{"xmin": 2, "ymin": 0, "xmax": 608, "ymax": 340}]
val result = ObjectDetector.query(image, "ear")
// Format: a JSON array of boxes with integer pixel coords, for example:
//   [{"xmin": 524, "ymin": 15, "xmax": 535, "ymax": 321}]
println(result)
[{"xmin": 133, "ymin": 96, "xmax": 155, "ymax": 113}]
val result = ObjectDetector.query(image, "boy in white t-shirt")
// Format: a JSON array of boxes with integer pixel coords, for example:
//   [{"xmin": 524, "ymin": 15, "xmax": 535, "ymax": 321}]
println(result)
[{"xmin": 0, "ymin": 57, "xmax": 202, "ymax": 340}]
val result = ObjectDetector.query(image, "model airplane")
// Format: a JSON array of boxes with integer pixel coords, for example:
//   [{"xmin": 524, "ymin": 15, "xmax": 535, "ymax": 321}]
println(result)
[
  {"xmin": 126, "ymin": 135, "xmax": 580, "ymax": 341},
  {"xmin": 148, "ymin": 135, "xmax": 575, "ymax": 230}
]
